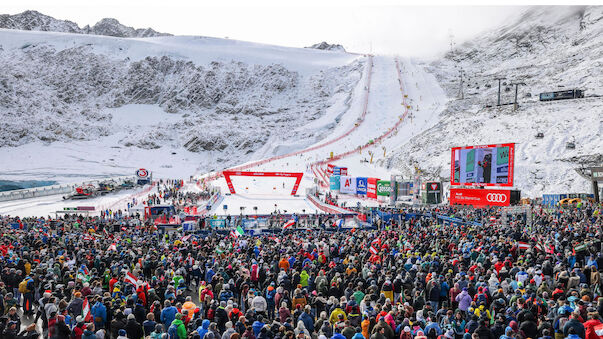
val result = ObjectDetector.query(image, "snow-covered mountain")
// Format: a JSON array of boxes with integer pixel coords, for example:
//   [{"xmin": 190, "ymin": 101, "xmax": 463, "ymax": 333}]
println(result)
[
  {"xmin": 0, "ymin": 28, "xmax": 363, "ymax": 183},
  {"xmin": 389, "ymin": 6, "xmax": 603, "ymax": 197},
  {"xmin": 0, "ymin": 10, "xmax": 170, "ymax": 37}
]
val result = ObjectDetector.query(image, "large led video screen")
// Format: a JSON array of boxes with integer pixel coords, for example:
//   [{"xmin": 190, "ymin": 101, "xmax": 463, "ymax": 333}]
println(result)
[{"xmin": 450, "ymin": 143, "xmax": 515, "ymax": 187}]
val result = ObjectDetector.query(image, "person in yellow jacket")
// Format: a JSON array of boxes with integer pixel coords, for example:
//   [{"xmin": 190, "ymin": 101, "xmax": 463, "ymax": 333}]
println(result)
[{"xmin": 329, "ymin": 305, "xmax": 347, "ymax": 325}]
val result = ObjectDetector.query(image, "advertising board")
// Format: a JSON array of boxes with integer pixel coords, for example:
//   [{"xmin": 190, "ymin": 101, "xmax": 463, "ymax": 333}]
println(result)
[
  {"xmin": 367, "ymin": 178, "xmax": 379, "ymax": 199},
  {"xmin": 339, "ymin": 176, "xmax": 356, "ymax": 194},
  {"xmin": 451, "ymin": 143, "xmax": 515, "ymax": 187},
  {"xmin": 449, "ymin": 188, "xmax": 511, "ymax": 207},
  {"xmin": 356, "ymin": 177, "xmax": 367, "ymax": 195},
  {"xmin": 376, "ymin": 180, "xmax": 392, "ymax": 196}
]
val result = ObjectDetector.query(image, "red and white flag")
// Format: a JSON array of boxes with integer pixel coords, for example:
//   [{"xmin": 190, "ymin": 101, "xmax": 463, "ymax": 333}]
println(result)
[
  {"xmin": 124, "ymin": 272, "xmax": 138, "ymax": 286},
  {"xmin": 82, "ymin": 298, "xmax": 92, "ymax": 322},
  {"xmin": 107, "ymin": 243, "xmax": 117, "ymax": 251},
  {"xmin": 283, "ymin": 219, "xmax": 295, "ymax": 229},
  {"xmin": 518, "ymin": 241, "xmax": 530, "ymax": 250},
  {"xmin": 369, "ymin": 246, "xmax": 379, "ymax": 255}
]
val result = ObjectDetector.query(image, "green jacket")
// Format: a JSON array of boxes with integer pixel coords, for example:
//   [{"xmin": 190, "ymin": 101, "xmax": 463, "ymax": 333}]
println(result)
[
  {"xmin": 171, "ymin": 319, "xmax": 187, "ymax": 339},
  {"xmin": 300, "ymin": 270, "xmax": 310, "ymax": 287}
]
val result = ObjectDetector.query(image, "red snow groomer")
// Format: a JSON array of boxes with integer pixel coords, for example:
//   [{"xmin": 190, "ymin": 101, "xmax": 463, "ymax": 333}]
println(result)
[{"xmin": 63, "ymin": 184, "xmax": 99, "ymax": 200}]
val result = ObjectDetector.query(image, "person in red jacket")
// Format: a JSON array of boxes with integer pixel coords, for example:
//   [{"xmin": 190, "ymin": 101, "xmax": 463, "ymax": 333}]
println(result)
[
  {"xmin": 583, "ymin": 311, "xmax": 603, "ymax": 339},
  {"xmin": 72, "ymin": 316, "xmax": 85, "ymax": 339}
]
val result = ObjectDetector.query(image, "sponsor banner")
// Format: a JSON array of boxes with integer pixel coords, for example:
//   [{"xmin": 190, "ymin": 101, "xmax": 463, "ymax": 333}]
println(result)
[
  {"xmin": 329, "ymin": 175, "xmax": 341, "ymax": 191},
  {"xmin": 340, "ymin": 167, "xmax": 348, "ymax": 176},
  {"xmin": 426, "ymin": 182, "xmax": 441, "ymax": 193},
  {"xmin": 136, "ymin": 168, "xmax": 149, "ymax": 178},
  {"xmin": 376, "ymin": 180, "xmax": 392, "ymax": 196},
  {"xmin": 367, "ymin": 178, "xmax": 379, "ymax": 199},
  {"xmin": 339, "ymin": 176, "xmax": 356, "ymax": 194},
  {"xmin": 449, "ymin": 188, "xmax": 511, "ymax": 207},
  {"xmin": 327, "ymin": 164, "xmax": 335, "ymax": 175},
  {"xmin": 356, "ymin": 177, "xmax": 368, "ymax": 195}
]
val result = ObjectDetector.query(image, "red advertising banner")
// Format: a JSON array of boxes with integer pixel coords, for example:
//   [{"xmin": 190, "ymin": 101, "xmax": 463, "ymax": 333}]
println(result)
[
  {"xmin": 222, "ymin": 171, "xmax": 304, "ymax": 195},
  {"xmin": 449, "ymin": 188, "xmax": 511, "ymax": 207},
  {"xmin": 367, "ymin": 177, "xmax": 379, "ymax": 199},
  {"xmin": 450, "ymin": 143, "xmax": 515, "ymax": 187}
]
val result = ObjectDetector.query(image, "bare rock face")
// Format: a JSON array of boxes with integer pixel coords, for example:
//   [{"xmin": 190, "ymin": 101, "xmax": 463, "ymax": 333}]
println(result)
[
  {"xmin": 0, "ymin": 10, "xmax": 170, "ymax": 37},
  {"xmin": 306, "ymin": 42, "xmax": 346, "ymax": 52}
]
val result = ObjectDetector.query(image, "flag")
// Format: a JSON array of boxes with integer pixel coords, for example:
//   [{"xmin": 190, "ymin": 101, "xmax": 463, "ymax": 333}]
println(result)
[
  {"xmin": 231, "ymin": 226, "xmax": 244, "ymax": 238},
  {"xmin": 82, "ymin": 298, "xmax": 92, "ymax": 322},
  {"xmin": 535, "ymin": 243, "xmax": 543, "ymax": 252},
  {"xmin": 369, "ymin": 246, "xmax": 379, "ymax": 255},
  {"xmin": 574, "ymin": 243, "xmax": 588, "ymax": 253},
  {"xmin": 489, "ymin": 216, "xmax": 496, "ymax": 222},
  {"xmin": 283, "ymin": 219, "xmax": 295, "ymax": 229},
  {"xmin": 181, "ymin": 234, "xmax": 192, "ymax": 242},
  {"xmin": 334, "ymin": 219, "xmax": 344, "ymax": 228},
  {"xmin": 76, "ymin": 272, "xmax": 90, "ymax": 283},
  {"xmin": 107, "ymin": 243, "xmax": 117, "ymax": 251},
  {"xmin": 518, "ymin": 242, "xmax": 530, "ymax": 250},
  {"xmin": 124, "ymin": 272, "xmax": 138, "ymax": 286}
]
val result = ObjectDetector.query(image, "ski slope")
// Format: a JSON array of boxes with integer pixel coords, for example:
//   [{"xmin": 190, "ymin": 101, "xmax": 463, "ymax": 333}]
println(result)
[{"xmin": 210, "ymin": 55, "xmax": 447, "ymax": 214}]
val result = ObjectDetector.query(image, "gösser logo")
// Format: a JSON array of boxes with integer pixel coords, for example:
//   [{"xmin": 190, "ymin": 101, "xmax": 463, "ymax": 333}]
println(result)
[{"xmin": 486, "ymin": 193, "xmax": 507, "ymax": 203}]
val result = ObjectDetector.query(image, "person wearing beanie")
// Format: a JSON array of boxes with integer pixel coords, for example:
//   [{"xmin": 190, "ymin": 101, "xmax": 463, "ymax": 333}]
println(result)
[
  {"xmin": 222, "ymin": 321, "xmax": 236, "ymax": 339},
  {"xmin": 161, "ymin": 300, "xmax": 178, "ymax": 330},
  {"xmin": 116, "ymin": 329, "xmax": 128, "ymax": 339},
  {"xmin": 126, "ymin": 313, "xmax": 144, "ymax": 339},
  {"xmin": 67, "ymin": 291, "xmax": 84, "ymax": 318},
  {"xmin": 82, "ymin": 323, "xmax": 96, "ymax": 339},
  {"xmin": 73, "ymin": 316, "xmax": 86, "ymax": 339},
  {"xmin": 167, "ymin": 313, "xmax": 187, "ymax": 339}
]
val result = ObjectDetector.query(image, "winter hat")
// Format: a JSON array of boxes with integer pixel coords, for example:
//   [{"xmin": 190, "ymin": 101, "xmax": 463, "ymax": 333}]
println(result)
[
  {"xmin": 119, "ymin": 329, "xmax": 127, "ymax": 336},
  {"xmin": 404, "ymin": 327, "xmax": 411, "ymax": 333}
]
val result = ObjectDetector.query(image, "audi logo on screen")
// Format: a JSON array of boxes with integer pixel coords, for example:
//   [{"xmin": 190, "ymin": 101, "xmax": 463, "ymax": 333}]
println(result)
[{"xmin": 486, "ymin": 193, "xmax": 507, "ymax": 203}]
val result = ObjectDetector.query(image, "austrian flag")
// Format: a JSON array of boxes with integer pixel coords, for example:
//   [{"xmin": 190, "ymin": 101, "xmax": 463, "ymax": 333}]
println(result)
[
  {"xmin": 124, "ymin": 272, "xmax": 138, "ymax": 286},
  {"xmin": 518, "ymin": 242, "xmax": 530, "ymax": 250},
  {"xmin": 283, "ymin": 219, "xmax": 295, "ymax": 229},
  {"xmin": 82, "ymin": 298, "xmax": 92, "ymax": 322},
  {"xmin": 369, "ymin": 246, "xmax": 379, "ymax": 255}
]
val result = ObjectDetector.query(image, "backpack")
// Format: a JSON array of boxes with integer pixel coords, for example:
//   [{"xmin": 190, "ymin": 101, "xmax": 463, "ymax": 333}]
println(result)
[
  {"xmin": 168, "ymin": 323, "xmax": 178, "ymax": 339},
  {"xmin": 18, "ymin": 279, "xmax": 29, "ymax": 293},
  {"xmin": 556, "ymin": 317, "xmax": 569, "ymax": 332}
]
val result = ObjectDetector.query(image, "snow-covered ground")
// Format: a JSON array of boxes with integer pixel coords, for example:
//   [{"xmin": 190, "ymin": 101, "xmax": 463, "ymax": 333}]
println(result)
[
  {"xmin": 0, "ymin": 184, "xmax": 154, "ymax": 217},
  {"xmin": 0, "ymin": 29, "xmax": 364, "ymax": 184}
]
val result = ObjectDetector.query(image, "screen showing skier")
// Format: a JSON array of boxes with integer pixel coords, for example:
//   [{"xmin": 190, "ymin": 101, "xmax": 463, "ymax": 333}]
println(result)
[{"xmin": 450, "ymin": 143, "xmax": 515, "ymax": 187}]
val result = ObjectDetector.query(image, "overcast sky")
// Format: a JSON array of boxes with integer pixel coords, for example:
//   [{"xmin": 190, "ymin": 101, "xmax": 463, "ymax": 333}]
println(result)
[{"xmin": 1, "ymin": 1, "xmax": 540, "ymax": 58}]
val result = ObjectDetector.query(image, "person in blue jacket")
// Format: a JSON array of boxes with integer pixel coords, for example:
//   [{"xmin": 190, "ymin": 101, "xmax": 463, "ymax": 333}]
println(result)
[
  {"xmin": 91, "ymin": 296, "xmax": 107, "ymax": 330},
  {"xmin": 160, "ymin": 300, "xmax": 178, "ymax": 330}
]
